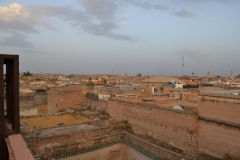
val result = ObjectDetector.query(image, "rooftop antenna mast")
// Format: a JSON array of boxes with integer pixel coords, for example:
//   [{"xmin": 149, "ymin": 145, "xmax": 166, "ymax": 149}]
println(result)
[{"xmin": 181, "ymin": 56, "xmax": 184, "ymax": 77}]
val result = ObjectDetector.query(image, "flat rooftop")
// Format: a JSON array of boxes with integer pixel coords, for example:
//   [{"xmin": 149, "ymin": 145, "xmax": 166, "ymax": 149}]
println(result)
[
  {"xmin": 60, "ymin": 143, "xmax": 152, "ymax": 160},
  {"xmin": 199, "ymin": 89, "xmax": 240, "ymax": 99},
  {"xmin": 21, "ymin": 113, "xmax": 89, "ymax": 128}
]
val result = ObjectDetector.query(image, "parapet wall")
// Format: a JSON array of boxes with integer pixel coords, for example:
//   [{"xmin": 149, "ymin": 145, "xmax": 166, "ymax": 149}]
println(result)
[
  {"xmin": 48, "ymin": 88, "xmax": 85, "ymax": 111},
  {"xmin": 198, "ymin": 118, "xmax": 240, "ymax": 158},
  {"xmin": 90, "ymin": 99, "xmax": 240, "ymax": 159},
  {"xmin": 20, "ymin": 95, "xmax": 34, "ymax": 108},
  {"xmin": 42, "ymin": 132, "xmax": 183, "ymax": 160},
  {"xmin": 34, "ymin": 94, "xmax": 47, "ymax": 105},
  {"xmin": 20, "ymin": 94, "xmax": 48, "ymax": 107},
  {"xmin": 198, "ymin": 95, "xmax": 240, "ymax": 125},
  {"xmin": 91, "ymin": 100, "xmax": 198, "ymax": 156}
]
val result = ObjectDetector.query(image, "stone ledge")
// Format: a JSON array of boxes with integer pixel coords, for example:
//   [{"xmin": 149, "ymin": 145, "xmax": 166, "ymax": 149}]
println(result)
[{"xmin": 5, "ymin": 134, "xmax": 34, "ymax": 160}]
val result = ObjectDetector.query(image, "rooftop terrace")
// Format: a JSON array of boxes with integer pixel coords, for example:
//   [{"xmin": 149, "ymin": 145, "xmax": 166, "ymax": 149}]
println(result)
[{"xmin": 199, "ymin": 89, "xmax": 240, "ymax": 99}]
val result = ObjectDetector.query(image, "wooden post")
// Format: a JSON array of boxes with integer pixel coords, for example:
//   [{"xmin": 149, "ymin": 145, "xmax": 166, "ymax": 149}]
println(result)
[{"xmin": 0, "ymin": 55, "xmax": 19, "ymax": 159}]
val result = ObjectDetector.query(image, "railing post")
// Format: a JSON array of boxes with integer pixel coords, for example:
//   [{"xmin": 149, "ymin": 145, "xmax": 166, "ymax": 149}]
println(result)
[
  {"xmin": 0, "ymin": 55, "xmax": 20, "ymax": 159},
  {"xmin": 0, "ymin": 57, "xmax": 7, "ymax": 160},
  {"xmin": 6, "ymin": 56, "xmax": 20, "ymax": 132}
]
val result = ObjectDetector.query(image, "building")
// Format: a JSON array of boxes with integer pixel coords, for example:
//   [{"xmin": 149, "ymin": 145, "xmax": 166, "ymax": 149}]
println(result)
[{"xmin": 198, "ymin": 90, "xmax": 240, "ymax": 157}]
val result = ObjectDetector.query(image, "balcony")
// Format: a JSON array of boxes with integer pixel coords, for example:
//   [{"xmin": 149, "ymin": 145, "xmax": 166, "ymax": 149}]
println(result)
[
  {"xmin": 5, "ymin": 134, "xmax": 34, "ymax": 160},
  {"xmin": 0, "ymin": 54, "xmax": 34, "ymax": 160}
]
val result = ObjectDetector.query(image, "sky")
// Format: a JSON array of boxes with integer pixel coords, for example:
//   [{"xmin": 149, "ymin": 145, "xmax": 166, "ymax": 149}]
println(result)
[{"xmin": 0, "ymin": 0, "xmax": 240, "ymax": 76}]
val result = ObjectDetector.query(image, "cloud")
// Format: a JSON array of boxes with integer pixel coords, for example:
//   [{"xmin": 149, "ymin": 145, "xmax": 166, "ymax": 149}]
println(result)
[
  {"xmin": 119, "ymin": 14, "xmax": 129, "ymax": 20},
  {"xmin": 74, "ymin": 0, "xmax": 169, "ymax": 40},
  {"xmin": 120, "ymin": 0, "xmax": 169, "ymax": 10},
  {"xmin": 180, "ymin": 50, "xmax": 215, "ymax": 59},
  {"xmin": 0, "ymin": 3, "xmax": 48, "ymax": 26},
  {"xmin": 0, "ymin": 3, "xmax": 30, "ymax": 22},
  {"xmin": 81, "ymin": 21, "xmax": 135, "ymax": 41},
  {"xmin": 0, "ymin": 3, "xmax": 38, "ymax": 33},
  {"xmin": 77, "ymin": 0, "xmax": 117, "ymax": 20},
  {"xmin": 173, "ymin": 9, "xmax": 195, "ymax": 18},
  {"xmin": 0, "ymin": 3, "xmax": 40, "ymax": 48},
  {"xmin": 171, "ymin": 0, "xmax": 237, "ymax": 3},
  {"xmin": 0, "ymin": 19, "xmax": 37, "ymax": 33},
  {"xmin": 0, "ymin": 1, "xmax": 197, "ymax": 47},
  {"xmin": 0, "ymin": 32, "xmax": 33, "ymax": 48},
  {"xmin": 0, "ymin": 2, "xmax": 134, "ymax": 45}
]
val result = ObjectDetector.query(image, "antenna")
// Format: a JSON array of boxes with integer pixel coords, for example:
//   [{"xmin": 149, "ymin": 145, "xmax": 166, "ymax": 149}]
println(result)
[
  {"xmin": 147, "ymin": 73, "xmax": 150, "ymax": 97},
  {"xmin": 181, "ymin": 56, "xmax": 184, "ymax": 77}
]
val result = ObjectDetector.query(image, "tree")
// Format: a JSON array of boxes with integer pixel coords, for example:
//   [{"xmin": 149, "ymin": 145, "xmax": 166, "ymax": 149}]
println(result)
[
  {"xmin": 104, "ymin": 79, "xmax": 107, "ymax": 84},
  {"xmin": 22, "ymin": 71, "xmax": 32, "ymax": 76},
  {"xmin": 236, "ymin": 74, "xmax": 240, "ymax": 78},
  {"xmin": 86, "ymin": 81, "xmax": 94, "ymax": 86},
  {"xmin": 86, "ymin": 77, "xmax": 94, "ymax": 86},
  {"xmin": 136, "ymin": 73, "xmax": 142, "ymax": 77},
  {"xmin": 67, "ymin": 74, "xmax": 74, "ymax": 79}
]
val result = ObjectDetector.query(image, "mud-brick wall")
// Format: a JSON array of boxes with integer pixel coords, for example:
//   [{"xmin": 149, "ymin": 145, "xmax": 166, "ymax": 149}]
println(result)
[
  {"xmin": 91, "ymin": 99, "xmax": 240, "ymax": 159},
  {"xmin": 92, "ymin": 100, "xmax": 198, "ymax": 155},
  {"xmin": 48, "ymin": 89, "xmax": 85, "ymax": 111},
  {"xmin": 198, "ymin": 95, "xmax": 240, "ymax": 124},
  {"xmin": 20, "ymin": 95, "xmax": 34, "ymax": 108},
  {"xmin": 20, "ymin": 94, "xmax": 47, "ymax": 107},
  {"xmin": 34, "ymin": 94, "xmax": 47, "ymax": 105},
  {"xmin": 90, "ymin": 99, "xmax": 108, "ymax": 111},
  {"xmin": 198, "ymin": 120, "xmax": 240, "ymax": 158}
]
